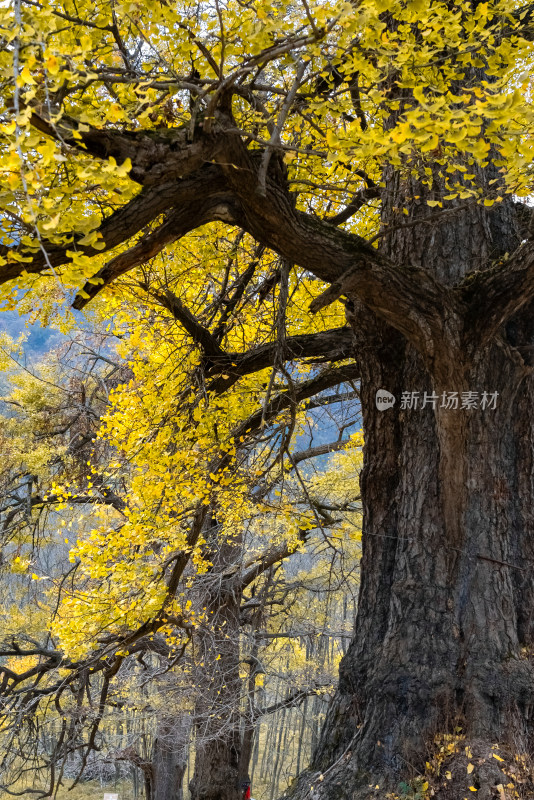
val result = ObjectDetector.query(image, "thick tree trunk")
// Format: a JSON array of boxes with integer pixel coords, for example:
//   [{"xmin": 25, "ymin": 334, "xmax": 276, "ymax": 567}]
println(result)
[
  {"xmin": 286, "ymin": 193, "xmax": 534, "ymax": 798},
  {"xmin": 151, "ymin": 716, "xmax": 191, "ymax": 800}
]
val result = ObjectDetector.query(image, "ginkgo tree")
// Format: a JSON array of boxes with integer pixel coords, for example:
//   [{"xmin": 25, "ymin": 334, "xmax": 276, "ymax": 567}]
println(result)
[
  {"xmin": 2, "ymin": 0, "xmax": 534, "ymax": 796},
  {"xmin": 0, "ymin": 258, "xmax": 361, "ymax": 800}
]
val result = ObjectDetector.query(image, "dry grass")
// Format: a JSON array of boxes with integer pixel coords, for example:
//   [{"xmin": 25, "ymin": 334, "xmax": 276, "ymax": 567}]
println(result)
[{"xmin": 0, "ymin": 779, "xmax": 135, "ymax": 800}]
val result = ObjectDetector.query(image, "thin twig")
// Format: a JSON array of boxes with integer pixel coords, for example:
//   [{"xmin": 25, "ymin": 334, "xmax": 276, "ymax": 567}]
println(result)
[{"xmin": 256, "ymin": 60, "xmax": 307, "ymax": 197}]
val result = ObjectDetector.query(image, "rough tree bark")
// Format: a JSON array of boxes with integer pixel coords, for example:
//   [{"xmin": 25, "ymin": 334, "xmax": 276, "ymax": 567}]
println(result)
[
  {"xmin": 189, "ymin": 518, "xmax": 244, "ymax": 800},
  {"xmin": 285, "ymin": 182, "xmax": 534, "ymax": 798},
  {"xmin": 151, "ymin": 716, "xmax": 191, "ymax": 800}
]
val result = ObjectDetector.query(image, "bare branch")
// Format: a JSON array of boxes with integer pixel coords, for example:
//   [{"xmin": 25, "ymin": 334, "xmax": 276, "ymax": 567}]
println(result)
[
  {"xmin": 326, "ymin": 185, "xmax": 381, "ymax": 226},
  {"xmin": 232, "ymin": 362, "xmax": 360, "ymax": 441}
]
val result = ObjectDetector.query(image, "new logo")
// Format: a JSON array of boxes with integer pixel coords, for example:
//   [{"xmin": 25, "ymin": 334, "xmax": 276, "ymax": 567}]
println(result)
[{"xmin": 376, "ymin": 389, "xmax": 396, "ymax": 410}]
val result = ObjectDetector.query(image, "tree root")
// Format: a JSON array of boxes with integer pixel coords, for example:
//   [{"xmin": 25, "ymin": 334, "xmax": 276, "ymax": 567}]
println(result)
[{"xmin": 280, "ymin": 737, "xmax": 534, "ymax": 800}]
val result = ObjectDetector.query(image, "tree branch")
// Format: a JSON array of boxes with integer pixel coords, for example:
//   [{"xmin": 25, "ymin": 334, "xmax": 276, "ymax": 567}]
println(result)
[
  {"xmin": 232, "ymin": 362, "xmax": 360, "ymax": 442},
  {"xmin": 4, "ymin": 110, "xmax": 464, "ymax": 360},
  {"xmin": 291, "ymin": 438, "xmax": 352, "ymax": 465},
  {"xmin": 326, "ymin": 185, "xmax": 381, "ymax": 226},
  {"xmin": 72, "ymin": 170, "xmax": 238, "ymax": 308},
  {"xmin": 253, "ymin": 684, "xmax": 331, "ymax": 719},
  {"xmin": 206, "ymin": 327, "xmax": 354, "ymax": 394},
  {"xmin": 216, "ymin": 128, "xmax": 462, "ymax": 360},
  {"xmin": 151, "ymin": 289, "xmax": 226, "ymax": 362},
  {"xmin": 0, "ymin": 180, "xmax": 197, "ymax": 287},
  {"xmin": 27, "ymin": 110, "xmax": 214, "ymax": 186}
]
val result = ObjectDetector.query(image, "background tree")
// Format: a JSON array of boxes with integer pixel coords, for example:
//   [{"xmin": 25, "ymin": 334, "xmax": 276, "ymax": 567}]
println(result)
[{"xmin": 0, "ymin": 283, "xmax": 360, "ymax": 800}]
